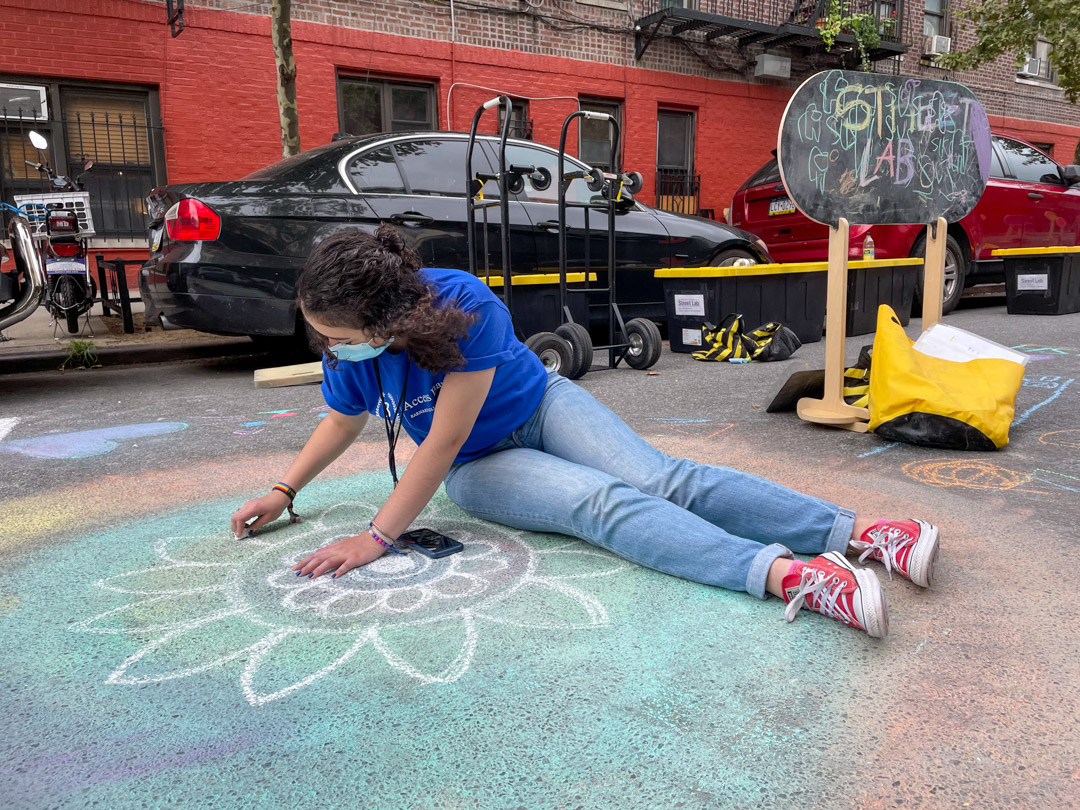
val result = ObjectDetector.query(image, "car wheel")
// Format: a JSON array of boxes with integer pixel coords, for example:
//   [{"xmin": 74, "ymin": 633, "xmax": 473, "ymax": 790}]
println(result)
[
  {"xmin": 912, "ymin": 232, "xmax": 967, "ymax": 316},
  {"xmin": 709, "ymin": 247, "xmax": 759, "ymax": 267},
  {"xmin": 555, "ymin": 322, "xmax": 593, "ymax": 379},
  {"xmin": 525, "ymin": 331, "xmax": 573, "ymax": 375},
  {"xmin": 621, "ymin": 318, "xmax": 663, "ymax": 370}
]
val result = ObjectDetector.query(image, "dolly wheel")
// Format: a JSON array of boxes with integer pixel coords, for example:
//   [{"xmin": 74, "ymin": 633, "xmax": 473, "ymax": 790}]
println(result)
[
  {"xmin": 525, "ymin": 331, "xmax": 573, "ymax": 375},
  {"xmin": 555, "ymin": 322, "xmax": 593, "ymax": 379},
  {"xmin": 622, "ymin": 318, "xmax": 662, "ymax": 370}
]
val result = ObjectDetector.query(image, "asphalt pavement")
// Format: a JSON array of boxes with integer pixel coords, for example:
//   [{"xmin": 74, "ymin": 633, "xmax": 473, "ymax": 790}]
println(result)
[{"xmin": 1, "ymin": 293, "xmax": 1079, "ymax": 809}]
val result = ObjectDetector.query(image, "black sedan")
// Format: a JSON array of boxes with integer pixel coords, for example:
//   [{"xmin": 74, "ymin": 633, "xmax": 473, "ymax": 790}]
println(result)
[{"xmin": 140, "ymin": 131, "xmax": 772, "ymax": 341}]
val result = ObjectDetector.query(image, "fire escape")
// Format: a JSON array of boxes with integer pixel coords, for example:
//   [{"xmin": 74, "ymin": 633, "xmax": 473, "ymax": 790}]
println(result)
[{"xmin": 635, "ymin": 0, "xmax": 908, "ymax": 65}]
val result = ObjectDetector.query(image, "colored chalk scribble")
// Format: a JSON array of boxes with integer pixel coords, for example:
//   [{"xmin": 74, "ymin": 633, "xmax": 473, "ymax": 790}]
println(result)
[
  {"xmin": 1039, "ymin": 429, "xmax": 1080, "ymax": 449},
  {"xmin": 72, "ymin": 500, "xmax": 627, "ymax": 706},
  {"xmin": 0, "ymin": 422, "xmax": 188, "ymax": 459},
  {"xmin": 779, "ymin": 70, "xmax": 991, "ymax": 226},
  {"xmin": 230, "ymin": 406, "xmax": 328, "ymax": 435},
  {"xmin": 902, "ymin": 458, "xmax": 1047, "ymax": 495}
]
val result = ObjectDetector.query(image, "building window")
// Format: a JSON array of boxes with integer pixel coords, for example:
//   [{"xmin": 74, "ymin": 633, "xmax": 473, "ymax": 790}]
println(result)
[
  {"xmin": 62, "ymin": 90, "xmax": 157, "ymax": 239},
  {"xmin": 578, "ymin": 97, "xmax": 622, "ymax": 171},
  {"xmin": 497, "ymin": 99, "xmax": 531, "ymax": 140},
  {"xmin": 1, "ymin": 81, "xmax": 163, "ymax": 242},
  {"xmin": 656, "ymin": 109, "xmax": 698, "ymax": 215},
  {"xmin": 657, "ymin": 109, "xmax": 694, "ymax": 172},
  {"xmin": 1031, "ymin": 142, "xmax": 1054, "ymax": 158},
  {"xmin": 1020, "ymin": 40, "xmax": 1057, "ymax": 84},
  {"xmin": 1, "ymin": 83, "xmax": 54, "ymax": 215},
  {"xmin": 923, "ymin": 0, "xmax": 948, "ymax": 38},
  {"xmin": 338, "ymin": 77, "xmax": 436, "ymax": 137}
]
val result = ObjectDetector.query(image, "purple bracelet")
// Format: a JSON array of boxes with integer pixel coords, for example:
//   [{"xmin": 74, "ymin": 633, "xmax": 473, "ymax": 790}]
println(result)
[{"xmin": 368, "ymin": 521, "xmax": 406, "ymax": 555}]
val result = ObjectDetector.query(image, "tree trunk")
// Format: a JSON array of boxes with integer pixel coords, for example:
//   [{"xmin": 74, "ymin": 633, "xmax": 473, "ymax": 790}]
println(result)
[
  {"xmin": 1074, "ymin": 138, "xmax": 1080, "ymax": 165},
  {"xmin": 271, "ymin": 0, "xmax": 300, "ymax": 158}
]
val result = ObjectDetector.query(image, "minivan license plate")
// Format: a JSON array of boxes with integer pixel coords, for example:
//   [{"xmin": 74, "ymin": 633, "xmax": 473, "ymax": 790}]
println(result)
[{"xmin": 769, "ymin": 196, "xmax": 796, "ymax": 216}]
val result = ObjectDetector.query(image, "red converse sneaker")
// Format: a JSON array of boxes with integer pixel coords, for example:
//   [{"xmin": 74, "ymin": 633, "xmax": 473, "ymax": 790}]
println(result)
[
  {"xmin": 782, "ymin": 552, "xmax": 888, "ymax": 639},
  {"xmin": 851, "ymin": 519, "xmax": 940, "ymax": 588}
]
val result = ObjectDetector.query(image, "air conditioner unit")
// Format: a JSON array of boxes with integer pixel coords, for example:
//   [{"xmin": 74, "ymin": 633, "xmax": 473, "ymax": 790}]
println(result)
[
  {"xmin": 923, "ymin": 35, "xmax": 952, "ymax": 57},
  {"xmin": 1018, "ymin": 58, "xmax": 1042, "ymax": 77},
  {"xmin": 0, "ymin": 83, "xmax": 48, "ymax": 120}
]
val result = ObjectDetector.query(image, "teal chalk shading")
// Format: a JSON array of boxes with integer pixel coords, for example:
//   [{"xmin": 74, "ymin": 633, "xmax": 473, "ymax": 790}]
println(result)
[
  {"xmin": 0, "ymin": 422, "xmax": 188, "ymax": 459},
  {"xmin": 0, "ymin": 471, "xmax": 856, "ymax": 809},
  {"xmin": 859, "ymin": 442, "xmax": 900, "ymax": 458}
]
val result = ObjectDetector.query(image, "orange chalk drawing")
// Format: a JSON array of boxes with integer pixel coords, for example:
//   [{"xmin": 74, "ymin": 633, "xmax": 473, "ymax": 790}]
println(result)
[
  {"xmin": 1038, "ymin": 429, "xmax": 1080, "ymax": 449},
  {"xmin": 902, "ymin": 458, "xmax": 1048, "ymax": 495}
]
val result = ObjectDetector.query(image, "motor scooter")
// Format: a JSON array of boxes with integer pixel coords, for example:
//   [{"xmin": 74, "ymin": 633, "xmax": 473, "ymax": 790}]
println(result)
[{"xmin": 18, "ymin": 130, "xmax": 96, "ymax": 335}]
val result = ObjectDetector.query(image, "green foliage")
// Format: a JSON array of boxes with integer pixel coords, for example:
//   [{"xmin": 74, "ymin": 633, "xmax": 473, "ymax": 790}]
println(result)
[
  {"xmin": 938, "ymin": 0, "xmax": 1080, "ymax": 103},
  {"xmin": 59, "ymin": 340, "xmax": 100, "ymax": 370},
  {"xmin": 817, "ymin": 0, "xmax": 882, "ymax": 71}
]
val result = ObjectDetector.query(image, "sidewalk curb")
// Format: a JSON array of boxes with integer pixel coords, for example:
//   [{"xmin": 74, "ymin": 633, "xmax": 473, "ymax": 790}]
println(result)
[{"xmin": 0, "ymin": 338, "xmax": 263, "ymax": 375}]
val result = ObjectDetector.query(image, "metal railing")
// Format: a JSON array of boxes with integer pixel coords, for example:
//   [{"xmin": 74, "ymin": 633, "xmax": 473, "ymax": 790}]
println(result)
[
  {"xmin": 1, "ymin": 108, "xmax": 164, "ymax": 241},
  {"xmin": 644, "ymin": 0, "xmax": 906, "ymax": 45},
  {"xmin": 655, "ymin": 168, "xmax": 701, "ymax": 215}
]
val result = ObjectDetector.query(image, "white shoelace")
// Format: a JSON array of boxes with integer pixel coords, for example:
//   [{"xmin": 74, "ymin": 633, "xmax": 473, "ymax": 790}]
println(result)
[
  {"xmin": 783, "ymin": 569, "xmax": 856, "ymax": 626},
  {"xmin": 851, "ymin": 525, "xmax": 914, "ymax": 580}
]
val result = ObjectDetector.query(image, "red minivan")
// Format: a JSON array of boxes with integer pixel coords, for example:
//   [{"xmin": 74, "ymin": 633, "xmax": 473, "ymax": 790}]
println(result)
[{"xmin": 729, "ymin": 135, "xmax": 1080, "ymax": 313}]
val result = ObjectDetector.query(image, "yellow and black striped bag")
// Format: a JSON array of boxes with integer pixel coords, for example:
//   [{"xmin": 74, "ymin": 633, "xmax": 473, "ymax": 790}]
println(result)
[{"xmin": 692, "ymin": 314, "xmax": 802, "ymax": 363}]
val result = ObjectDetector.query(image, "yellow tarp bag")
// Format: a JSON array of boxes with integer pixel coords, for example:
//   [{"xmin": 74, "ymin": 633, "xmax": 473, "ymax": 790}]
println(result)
[{"xmin": 868, "ymin": 305, "xmax": 1025, "ymax": 450}]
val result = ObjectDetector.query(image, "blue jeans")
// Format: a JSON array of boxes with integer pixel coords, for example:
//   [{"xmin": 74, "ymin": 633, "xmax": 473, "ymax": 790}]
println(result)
[{"xmin": 443, "ymin": 373, "xmax": 855, "ymax": 599}]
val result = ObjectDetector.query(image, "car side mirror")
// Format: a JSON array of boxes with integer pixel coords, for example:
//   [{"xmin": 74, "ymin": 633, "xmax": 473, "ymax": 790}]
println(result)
[{"xmin": 1064, "ymin": 165, "xmax": 1080, "ymax": 185}]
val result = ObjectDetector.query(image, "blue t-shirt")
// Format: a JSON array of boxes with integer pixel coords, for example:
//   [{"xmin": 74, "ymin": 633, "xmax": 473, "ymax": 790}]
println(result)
[{"xmin": 321, "ymin": 268, "xmax": 548, "ymax": 463}]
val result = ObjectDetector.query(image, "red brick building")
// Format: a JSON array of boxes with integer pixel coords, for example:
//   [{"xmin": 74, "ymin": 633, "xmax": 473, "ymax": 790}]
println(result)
[{"xmin": 1, "ymin": 0, "xmax": 1076, "ymax": 271}]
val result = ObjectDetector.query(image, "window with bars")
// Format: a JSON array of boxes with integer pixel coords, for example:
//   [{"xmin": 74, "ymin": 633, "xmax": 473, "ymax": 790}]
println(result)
[
  {"xmin": 338, "ymin": 77, "xmax": 436, "ymax": 137},
  {"xmin": 497, "ymin": 99, "xmax": 532, "ymax": 140},
  {"xmin": 62, "ymin": 91, "xmax": 155, "ymax": 238},
  {"xmin": 1, "ymin": 81, "xmax": 163, "ymax": 241}
]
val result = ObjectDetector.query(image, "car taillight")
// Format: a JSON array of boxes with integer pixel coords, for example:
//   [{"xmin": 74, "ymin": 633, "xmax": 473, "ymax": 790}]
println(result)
[
  {"xmin": 165, "ymin": 199, "xmax": 221, "ymax": 241},
  {"xmin": 50, "ymin": 242, "xmax": 81, "ymax": 257}
]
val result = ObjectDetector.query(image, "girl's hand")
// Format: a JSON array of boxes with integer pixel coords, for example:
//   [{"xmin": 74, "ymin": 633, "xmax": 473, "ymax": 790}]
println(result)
[
  {"xmin": 292, "ymin": 533, "xmax": 386, "ymax": 579},
  {"xmin": 231, "ymin": 491, "xmax": 291, "ymax": 538}
]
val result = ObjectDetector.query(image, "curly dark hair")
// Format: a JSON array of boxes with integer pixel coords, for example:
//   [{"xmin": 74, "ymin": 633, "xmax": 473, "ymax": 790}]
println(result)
[{"xmin": 297, "ymin": 224, "xmax": 476, "ymax": 373}]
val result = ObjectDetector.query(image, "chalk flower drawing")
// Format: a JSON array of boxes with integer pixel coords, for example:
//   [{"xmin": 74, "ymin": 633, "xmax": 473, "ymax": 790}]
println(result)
[{"xmin": 72, "ymin": 501, "xmax": 627, "ymax": 705}]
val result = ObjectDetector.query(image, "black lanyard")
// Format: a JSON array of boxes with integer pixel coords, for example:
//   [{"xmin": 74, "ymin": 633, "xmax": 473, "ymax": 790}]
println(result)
[{"xmin": 372, "ymin": 356, "xmax": 410, "ymax": 488}]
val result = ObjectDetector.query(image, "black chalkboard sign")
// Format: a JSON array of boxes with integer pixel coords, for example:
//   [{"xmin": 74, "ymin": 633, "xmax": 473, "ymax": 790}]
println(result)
[{"xmin": 777, "ymin": 71, "xmax": 992, "ymax": 227}]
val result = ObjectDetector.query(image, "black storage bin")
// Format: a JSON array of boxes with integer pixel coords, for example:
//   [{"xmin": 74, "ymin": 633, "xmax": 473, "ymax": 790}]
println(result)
[
  {"xmin": 480, "ymin": 272, "xmax": 593, "ymax": 338},
  {"xmin": 846, "ymin": 258, "xmax": 923, "ymax": 336},
  {"xmin": 656, "ymin": 263, "xmax": 827, "ymax": 353},
  {"xmin": 994, "ymin": 248, "xmax": 1080, "ymax": 315}
]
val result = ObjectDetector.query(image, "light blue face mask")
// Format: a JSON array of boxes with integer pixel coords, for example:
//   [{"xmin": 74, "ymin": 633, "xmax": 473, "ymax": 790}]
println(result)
[{"xmin": 328, "ymin": 337, "xmax": 394, "ymax": 363}]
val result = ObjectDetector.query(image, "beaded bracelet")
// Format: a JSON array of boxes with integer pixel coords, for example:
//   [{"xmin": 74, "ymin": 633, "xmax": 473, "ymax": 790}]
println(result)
[
  {"xmin": 368, "ymin": 520, "xmax": 406, "ymax": 555},
  {"xmin": 272, "ymin": 482, "xmax": 301, "ymax": 523}
]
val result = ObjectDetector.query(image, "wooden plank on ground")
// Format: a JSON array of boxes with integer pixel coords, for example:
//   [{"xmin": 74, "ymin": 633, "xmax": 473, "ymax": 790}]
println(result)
[{"xmin": 254, "ymin": 361, "xmax": 323, "ymax": 389}]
